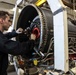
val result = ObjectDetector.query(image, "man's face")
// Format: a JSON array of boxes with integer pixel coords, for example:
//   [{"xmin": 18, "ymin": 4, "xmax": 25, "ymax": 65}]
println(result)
[{"xmin": 2, "ymin": 15, "xmax": 11, "ymax": 31}]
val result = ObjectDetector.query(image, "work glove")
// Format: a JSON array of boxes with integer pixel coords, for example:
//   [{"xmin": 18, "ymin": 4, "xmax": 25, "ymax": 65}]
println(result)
[
  {"xmin": 16, "ymin": 28, "xmax": 23, "ymax": 34},
  {"xmin": 30, "ymin": 34, "xmax": 36, "ymax": 40}
]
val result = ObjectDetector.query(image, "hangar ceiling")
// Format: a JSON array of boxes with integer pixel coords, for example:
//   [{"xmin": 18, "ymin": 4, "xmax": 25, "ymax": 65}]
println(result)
[
  {"xmin": 0, "ymin": 0, "xmax": 16, "ymax": 14},
  {"xmin": 0, "ymin": 0, "xmax": 37, "ymax": 13},
  {"xmin": 0, "ymin": 0, "xmax": 75, "ymax": 14}
]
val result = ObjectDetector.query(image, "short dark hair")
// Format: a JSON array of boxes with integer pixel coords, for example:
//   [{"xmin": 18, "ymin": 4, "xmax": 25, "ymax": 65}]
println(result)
[{"xmin": 0, "ymin": 11, "xmax": 10, "ymax": 19}]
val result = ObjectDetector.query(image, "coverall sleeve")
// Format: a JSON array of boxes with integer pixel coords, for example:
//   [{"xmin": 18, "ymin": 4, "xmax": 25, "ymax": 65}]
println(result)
[
  {"xmin": 4, "ymin": 30, "xmax": 18, "ymax": 39},
  {"xmin": 0, "ymin": 36, "xmax": 35, "ymax": 55}
]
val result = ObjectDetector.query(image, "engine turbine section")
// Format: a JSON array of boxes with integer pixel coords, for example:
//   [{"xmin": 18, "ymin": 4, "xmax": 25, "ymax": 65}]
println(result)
[{"xmin": 16, "ymin": 4, "xmax": 53, "ymax": 56}]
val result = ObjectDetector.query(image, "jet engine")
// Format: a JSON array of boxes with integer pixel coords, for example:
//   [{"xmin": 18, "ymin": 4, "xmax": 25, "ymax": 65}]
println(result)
[
  {"xmin": 16, "ymin": 4, "xmax": 53, "ymax": 56},
  {"xmin": 16, "ymin": 4, "xmax": 76, "ymax": 57},
  {"xmin": 14, "ymin": 4, "xmax": 76, "ymax": 75}
]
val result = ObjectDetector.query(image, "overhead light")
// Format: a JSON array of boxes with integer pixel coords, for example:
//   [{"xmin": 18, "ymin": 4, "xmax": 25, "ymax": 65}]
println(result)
[
  {"xmin": 10, "ymin": 7, "xmax": 21, "ymax": 13},
  {"xmin": 10, "ymin": 7, "xmax": 16, "ymax": 11},
  {"xmin": 19, "ymin": 9, "xmax": 22, "ymax": 13}
]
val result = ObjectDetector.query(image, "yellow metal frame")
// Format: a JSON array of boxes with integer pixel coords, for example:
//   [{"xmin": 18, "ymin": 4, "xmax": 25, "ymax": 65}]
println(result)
[{"xmin": 35, "ymin": 0, "xmax": 47, "ymax": 6}]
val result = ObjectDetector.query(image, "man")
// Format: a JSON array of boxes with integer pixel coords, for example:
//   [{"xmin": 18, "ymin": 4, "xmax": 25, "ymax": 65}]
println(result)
[{"xmin": 0, "ymin": 11, "xmax": 36, "ymax": 75}]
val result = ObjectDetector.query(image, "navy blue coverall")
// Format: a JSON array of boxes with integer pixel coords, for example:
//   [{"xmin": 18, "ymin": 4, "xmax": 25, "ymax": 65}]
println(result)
[{"xmin": 0, "ymin": 31, "xmax": 34, "ymax": 75}]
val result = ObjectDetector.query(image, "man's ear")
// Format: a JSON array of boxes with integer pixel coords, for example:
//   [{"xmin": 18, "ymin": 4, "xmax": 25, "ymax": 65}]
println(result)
[{"xmin": 0, "ymin": 18, "xmax": 3, "ymax": 24}]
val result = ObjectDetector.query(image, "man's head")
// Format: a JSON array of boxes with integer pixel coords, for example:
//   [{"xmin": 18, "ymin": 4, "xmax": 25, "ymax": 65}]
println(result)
[{"xmin": 0, "ymin": 11, "xmax": 11, "ymax": 32}]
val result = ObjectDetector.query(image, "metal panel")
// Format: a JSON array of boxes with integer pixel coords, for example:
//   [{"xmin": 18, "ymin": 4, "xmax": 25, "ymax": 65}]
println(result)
[{"xmin": 47, "ymin": 0, "xmax": 69, "ymax": 72}]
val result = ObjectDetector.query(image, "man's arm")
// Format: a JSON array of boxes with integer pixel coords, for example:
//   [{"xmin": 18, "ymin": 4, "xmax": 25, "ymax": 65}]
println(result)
[
  {"xmin": 4, "ymin": 28, "xmax": 23, "ymax": 39},
  {"xmin": 4, "ymin": 30, "xmax": 18, "ymax": 39},
  {"xmin": 0, "ymin": 33, "xmax": 36, "ymax": 55}
]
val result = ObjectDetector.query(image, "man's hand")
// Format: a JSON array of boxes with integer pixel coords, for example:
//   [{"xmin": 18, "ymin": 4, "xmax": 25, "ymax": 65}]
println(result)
[
  {"xmin": 30, "ymin": 34, "xmax": 36, "ymax": 40},
  {"xmin": 16, "ymin": 28, "xmax": 23, "ymax": 34}
]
